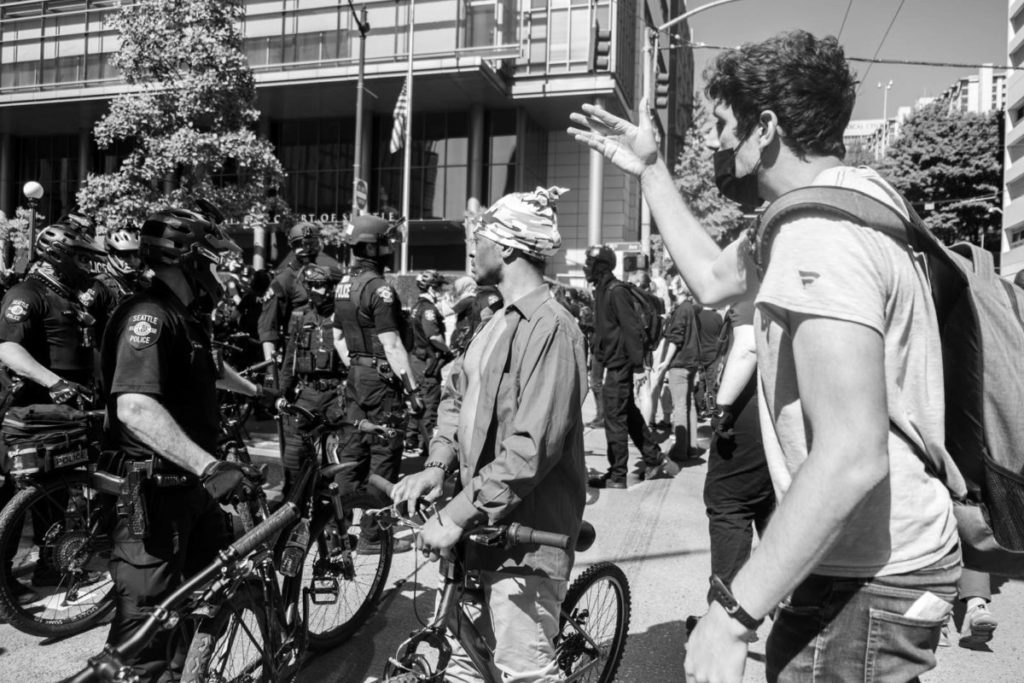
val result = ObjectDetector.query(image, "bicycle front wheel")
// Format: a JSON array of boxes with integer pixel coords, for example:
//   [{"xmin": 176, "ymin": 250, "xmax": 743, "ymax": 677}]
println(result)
[
  {"xmin": 556, "ymin": 562, "xmax": 631, "ymax": 683},
  {"xmin": 181, "ymin": 581, "xmax": 274, "ymax": 683},
  {"xmin": 301, "ymin": 505, "xmax": 393, "ymax": 652},
  {"xmin": 0, "ymin": 473, "xmax": 115, "ymax": 638}
]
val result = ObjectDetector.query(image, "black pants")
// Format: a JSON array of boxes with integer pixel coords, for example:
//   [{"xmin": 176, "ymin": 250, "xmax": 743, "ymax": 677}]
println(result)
[
  {"xmin": 107, "ymin": 482, "xmax": 231, "ymax": 682},
  {"xmin": 602, "ymin": 365, "xmax": 662, "ymax": 480},
  {"xmin": 703, "ymin": 394, "xmax": 774, "ymax": 586},
  {"xmin": 336, "ymin": 365, "xmax": 405, "ymax": 496},
  {"xmin": 281, "ymin": 380, "xmax": 342, "ymax": 472},
  {"xmin": 410, "ymin": 356, "xmax": 442, "ymax": 458}
]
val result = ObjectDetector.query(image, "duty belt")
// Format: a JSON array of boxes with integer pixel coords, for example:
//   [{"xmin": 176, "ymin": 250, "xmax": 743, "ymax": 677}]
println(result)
[
  {"xmin": 349, "ymin": 355, "xmax": 386, "ymax": 368},
  {"xmin": 123, "ymin": 458, "xmax": 199, "ymax": 487},
  {"xmin": 296, "ymin": 376, "xmax": 343, "ymax": 392}
]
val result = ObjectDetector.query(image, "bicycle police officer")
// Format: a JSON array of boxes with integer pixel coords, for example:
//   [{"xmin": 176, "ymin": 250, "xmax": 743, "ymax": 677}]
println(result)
[
  {"xmin": 85, "ymin": 227, "xmax": 146, "ymax": 343},
  {"xmin": 101, "ymin": 207, "xmax": 267, "ymax": 682},
  {"xmin": 332, "ymin": 215, "xmax": 422, "ymax": 550},
  {"xmin": 0, "ymin": 220, "xmax": 104, "ymax": 595},
  {"xmin": 258, "ymin": 221, "xmax": 342, "ymax": 361},
  {"xmin": 279, "ymin": 262, "xmax": 346, "ymax": 488},
  {"xmin": 409, "ymin": 269, "xmax": 453, "ymax": 457}
]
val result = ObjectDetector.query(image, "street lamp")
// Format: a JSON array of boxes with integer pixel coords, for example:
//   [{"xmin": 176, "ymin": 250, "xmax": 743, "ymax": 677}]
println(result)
[
  {"xmin": 878, "ymin": 79, "xmax": 893, "ymax": 155},
  {"xmin": 23, "ymin": 181, "xmax": 44, "ymax": 264}
]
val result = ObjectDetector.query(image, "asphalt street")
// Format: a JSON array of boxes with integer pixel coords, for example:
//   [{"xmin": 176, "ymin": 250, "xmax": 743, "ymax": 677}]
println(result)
[{"xmin": 2, "ymin": 394, "xmax": 1022, "ymax": 682}]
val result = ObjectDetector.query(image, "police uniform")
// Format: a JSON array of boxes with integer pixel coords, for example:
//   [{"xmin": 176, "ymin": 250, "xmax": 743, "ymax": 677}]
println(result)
[
  {"xmin": 86, "ymin": 271, "xmax": 132, "ymax": 340},
  {"xmin": 257, "ymin": 253, "xmax": 343, "ymax": 350},
  {"xmin": 279, "ymin": 302, "xmax": 344, "ymax": 473},
  {"xmin": 332, "ymin": 259, "xmax": 407, "ymax": 494},
  {"xmin": 0, "ymin": 275, "xmax": 95, "ymax": 406},
  {"xmin": 409, "ymin": 294, "xmax": 447, "ymax": 456},
  {"xmin": 100, "ymin": 278, "xmax": 231, "ymax": 682}
]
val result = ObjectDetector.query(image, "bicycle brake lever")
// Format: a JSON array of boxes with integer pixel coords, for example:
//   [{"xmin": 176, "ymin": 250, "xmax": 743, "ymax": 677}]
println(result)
[{"xmin": 467, "ymin": 526, "xmax": 505, "ymax": 547}]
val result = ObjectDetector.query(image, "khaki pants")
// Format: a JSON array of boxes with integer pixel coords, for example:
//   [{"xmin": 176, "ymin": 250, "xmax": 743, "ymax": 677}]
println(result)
[{"xmin": 445, "ymin": 571, "xmax": 567, "ymax": 683}]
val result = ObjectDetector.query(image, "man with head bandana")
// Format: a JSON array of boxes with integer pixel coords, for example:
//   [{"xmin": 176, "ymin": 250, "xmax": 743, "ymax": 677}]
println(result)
[{"xmin": 392, "ymin": 187, "xmax": 589, "ymax": 683}]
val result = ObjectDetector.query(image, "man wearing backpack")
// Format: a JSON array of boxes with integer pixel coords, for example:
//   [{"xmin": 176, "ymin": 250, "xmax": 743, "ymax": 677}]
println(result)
[
  {"xmin": 584, "ymin": 245, "xmax": 673, "ymax": 489},
  {"xmin": 571, "ymin": 30, "xmax": 960, "ymax": 682}
]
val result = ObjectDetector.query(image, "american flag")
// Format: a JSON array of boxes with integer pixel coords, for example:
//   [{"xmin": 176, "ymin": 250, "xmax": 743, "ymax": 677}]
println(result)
[{"xmin": 389, "ymin": 77, "xmax": 409, "ymax": 155}]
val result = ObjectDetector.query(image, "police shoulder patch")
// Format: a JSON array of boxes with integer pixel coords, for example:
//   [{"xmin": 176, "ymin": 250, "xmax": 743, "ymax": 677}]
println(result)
[
  {"xmin": 375, "ymin": 286, "xmax": 394, "ymax": 303},
  {"xmin": 424, "ymin": 309, "xmax": 437, "ymax": 321},
  {"xmin": 126, "ymin": 312, "xmax": 162, "ymax": 350},
  {"xmin": 4, "ymin": 299, "xmax": 29, "ymax": 322}
]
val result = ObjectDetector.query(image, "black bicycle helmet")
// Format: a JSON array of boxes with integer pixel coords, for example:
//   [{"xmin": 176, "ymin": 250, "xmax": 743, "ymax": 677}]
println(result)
[{"xmin": 139, "ymin": 207, "xmax": 240, "ymax": 300}]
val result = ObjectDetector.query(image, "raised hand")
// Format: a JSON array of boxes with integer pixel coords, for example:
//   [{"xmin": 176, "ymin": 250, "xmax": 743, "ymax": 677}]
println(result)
[{"xmin": 567, "ymin": 97, "xmax": 661, "ymax": 178}]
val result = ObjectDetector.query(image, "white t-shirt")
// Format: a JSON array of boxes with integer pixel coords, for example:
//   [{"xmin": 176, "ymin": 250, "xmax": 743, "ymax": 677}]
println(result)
[{"xmin": 754, "ymin": 166, "xmax": 958, "ymax": 577}]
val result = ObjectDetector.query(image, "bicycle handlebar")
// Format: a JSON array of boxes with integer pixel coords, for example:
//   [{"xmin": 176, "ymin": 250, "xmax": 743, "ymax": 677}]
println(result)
[
  {"xmin": 505, "ymin": 522, "xmax": 570, "ymax": 550},
  {"xmin": 275, "ymin": 398, "xmax": 318, "ymax": 424}
]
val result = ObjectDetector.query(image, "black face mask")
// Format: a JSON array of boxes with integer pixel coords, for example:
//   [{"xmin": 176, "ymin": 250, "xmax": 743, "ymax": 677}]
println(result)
[
  {"xmin": 713, "ymin": 146, "xmax": 762, "ymax": 209},
  {"xmin": 310, "ymin": 290, "xmax": 333, "ymax": 314}
]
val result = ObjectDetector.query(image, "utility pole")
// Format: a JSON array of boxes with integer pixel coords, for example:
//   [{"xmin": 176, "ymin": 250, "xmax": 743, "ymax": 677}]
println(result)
[
  {"xmin": 878, "ymin": 79, "xmax": 893, "ymax": 156},
  {"xmin": 349, "ymin": 1, "xmax": 370, "ymax": 217}
]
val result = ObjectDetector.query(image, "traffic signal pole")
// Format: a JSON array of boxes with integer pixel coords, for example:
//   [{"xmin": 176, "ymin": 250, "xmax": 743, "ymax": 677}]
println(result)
[{"xmin": 349, "ymin": 2, "xmax": 369, "ymax": 218}]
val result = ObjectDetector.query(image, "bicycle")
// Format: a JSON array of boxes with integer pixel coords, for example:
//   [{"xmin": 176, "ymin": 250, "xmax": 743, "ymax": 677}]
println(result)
[
  {"xmin": 63, "ymin": 397, "xmax": 398, "ymax": 683},
  {"xmin": 368, "ymin": 475, "xmax": 631, "ymax": 683}
]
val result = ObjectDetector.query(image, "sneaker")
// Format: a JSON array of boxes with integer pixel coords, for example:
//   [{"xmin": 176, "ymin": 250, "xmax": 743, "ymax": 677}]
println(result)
[
  {"xmin": 587, "ymin": 473, "xmax": 626, "ymax": 490},
  {"xmin": 644, "ymin": 457, "xmax": 678, "ymax": 481},
  {"xmin": 963, "ymin": 603, "xmax": 998, "ymax": 645}
]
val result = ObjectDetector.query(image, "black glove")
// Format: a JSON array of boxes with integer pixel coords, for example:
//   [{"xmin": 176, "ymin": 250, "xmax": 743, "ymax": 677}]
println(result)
[
  {"xmin": 407, "ymin": 387, "xmax": 426, "ymax": 418},
  {"xmin": 48, "ymin": 378, "xmax": 96, "ymax": 408},
  {"xmin": 254, "ymin": 383, "xmax": 281, "ymax": 412},
  {"xmin": 711, "ymin": 404, "xmax": 736, "ymax": 439},
  {"xmin": 201, "ymin": 460, "xmax": 265, "ymax": 502}
]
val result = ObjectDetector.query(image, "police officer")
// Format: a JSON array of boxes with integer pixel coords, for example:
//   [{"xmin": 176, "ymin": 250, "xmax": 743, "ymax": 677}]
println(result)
[
  {"xmin": 408, "ymin": 269, "xmax": 452, "ymax": 457},
  {"xmin": 258, "ymin": 221, "xmax": 343, "ymax": 361},
  {"xmin": 101, "ymin": 207, "xmax": 266, "ymax": 682},
  {"xmin": 279, "ymin": 262, "xmax": 345, "ymax": 486},
  {"xmin": 85, "ymin": 227, "xmax": 146, "ymax": 343},
  {"xmin": 333, "ymin": 216, "xmax": 422, "ymax": 550},
  {"xmin": 0, "ymin": 220, "xmax": 104, "ymax": 595}
]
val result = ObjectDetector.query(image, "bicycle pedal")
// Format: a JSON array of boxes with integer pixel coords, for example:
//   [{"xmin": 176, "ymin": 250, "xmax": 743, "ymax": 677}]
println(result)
[
  {"xmin": 310, "ymin": 578, "xmax": 340, "ymax": 604},
  {"xmin": 193, "ymin": 602, "xmax": 219, "ymax": 619}
]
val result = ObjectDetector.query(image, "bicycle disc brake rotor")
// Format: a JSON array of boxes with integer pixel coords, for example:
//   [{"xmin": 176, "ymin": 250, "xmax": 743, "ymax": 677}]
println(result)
[
  {"xmin": 382, "ymin": 630, "xmax": 450, "ymax": 683},
  {"xmin": 49, "ymin": 528, "xmax": 92, "ymax": 573}
]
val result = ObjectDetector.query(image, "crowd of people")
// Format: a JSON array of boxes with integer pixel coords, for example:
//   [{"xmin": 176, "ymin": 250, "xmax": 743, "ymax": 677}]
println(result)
[{"xmin": 0, "ymin": 26, "xmax": 1012, "ymax": 683}]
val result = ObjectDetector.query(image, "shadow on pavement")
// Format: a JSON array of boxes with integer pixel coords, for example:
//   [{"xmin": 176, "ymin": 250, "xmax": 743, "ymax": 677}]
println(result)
[{"xmin": 615, "ymin": 619, "xmax": 688, "ymax": 681}]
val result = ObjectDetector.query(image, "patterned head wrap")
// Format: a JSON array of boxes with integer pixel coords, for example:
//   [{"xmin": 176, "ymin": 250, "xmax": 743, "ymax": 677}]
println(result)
[{"xmin": 474, "ymin": 186, "xmax": 568, "ymax": 258}]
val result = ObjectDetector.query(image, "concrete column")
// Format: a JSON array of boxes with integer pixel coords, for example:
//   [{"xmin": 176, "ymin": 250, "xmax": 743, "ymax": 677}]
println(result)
[
  {"xmin": 78, "ymin": 129, "xmax": 91, "ymax": 187},
  {"xmin": 468, "ymin": 103, "xmax": 485, "ymax": 203},
  {"xmin": 513, "ymin": 106, "xmax": 527, "ymax": 190},
  {"xmin": 0, "ymin": 134, "xmax": 12, "ymax": 218},
  {"xmin": 253, "ymin": 115, "xmax": 273, "ymax": 270},
  {"xmin": 587, "ymin": 97, "xmax": 605, "ymax": 246}
]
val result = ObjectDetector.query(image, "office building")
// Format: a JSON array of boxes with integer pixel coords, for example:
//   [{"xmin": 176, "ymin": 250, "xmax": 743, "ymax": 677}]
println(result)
[{"xmin": 1003, "ymin": 0, "xmax": 1024, "ymax": 277}]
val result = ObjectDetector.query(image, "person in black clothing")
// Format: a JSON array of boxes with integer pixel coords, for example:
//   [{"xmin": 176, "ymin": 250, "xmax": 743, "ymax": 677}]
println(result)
[
  {"xmin": 332, "ymin": 216, "xmax": 421, "ymax": 551},
  {"xmin": 101, "ymin": 207, "xmax": 268, "ymax": 682},
  {"xmin": 449, "ymin": 276, "xmax": 477, "ymax": 355},
  {"xmin": 85, "ymin": 227, "xmax": 146, "ymax": 341},
  {"xmin": 409, "ymin": 269, "xmax": 453, "ymax": 458},
  {"xmin": 703, "ymin": 301, "xmax": 774, "ymax": 587},
  {"xmin": 0, "ymin": 220, "xmax": 104, "ymax": 597},
  {"xmin": 583, "ymin": 245, "xmax": 672, "ymax": 489},
  {"xmin": 279, "ymin": 263, "xmax": 346, "ymax": 490}
]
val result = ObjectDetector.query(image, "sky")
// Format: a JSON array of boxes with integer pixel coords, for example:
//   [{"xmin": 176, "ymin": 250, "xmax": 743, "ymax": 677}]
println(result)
[{"xmin": 684, "ymin": 0, "xmax": 1008, "ymax": 120}]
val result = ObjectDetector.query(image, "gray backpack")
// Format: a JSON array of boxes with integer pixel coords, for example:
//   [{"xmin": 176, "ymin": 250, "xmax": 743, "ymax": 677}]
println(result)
[{"xmin": 755, "ymin": 186, "xmax": 1024, "ymax": 576}]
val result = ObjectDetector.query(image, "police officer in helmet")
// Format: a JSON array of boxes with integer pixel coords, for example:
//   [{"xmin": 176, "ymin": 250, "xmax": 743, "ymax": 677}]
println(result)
[
  {"xmin": 279, "ymin": 262, "xmax": 345, "ymax": 487},
  {"xmin": 101, "ymin": 206, "xmax": 269, "ymax": 681},
  {"xmin": 333, "ymin": 215, "xmax": 422, "ymax": 551},
  {"xmin": 408, "ymin": 269, "xmax": 453, "ymax": 457},
  {"xmin": 85, "ymin": 227, "xmax": 146, "ymax": 342},
  {"xmin": 258, "ymin": 220, "xmax": 334, "ymax": 361}
]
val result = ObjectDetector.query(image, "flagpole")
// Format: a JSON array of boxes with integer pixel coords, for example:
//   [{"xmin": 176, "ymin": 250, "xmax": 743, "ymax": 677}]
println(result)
[{"xmin": 399, "ymin": 0, "xmax": 415, "ymax": 274}]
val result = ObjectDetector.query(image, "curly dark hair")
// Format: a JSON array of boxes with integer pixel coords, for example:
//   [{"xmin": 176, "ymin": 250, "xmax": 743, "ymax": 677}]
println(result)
[{"xmin": 704, "ymin": 30, "xmax": 857, "ymax": 159}]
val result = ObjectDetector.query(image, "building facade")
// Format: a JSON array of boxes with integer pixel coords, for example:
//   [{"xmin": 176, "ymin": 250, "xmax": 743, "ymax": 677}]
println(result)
[
  {"xmin": 0, "ymin": 0, "xmax": 693, "ymax": 277},
  {"xmin": 938, "ymin": 64, "xmax": 1009, "ymax": 116},
  {"xmin": 1004, "ymin": 0, "xmax": 1024, "ymax": 277}
]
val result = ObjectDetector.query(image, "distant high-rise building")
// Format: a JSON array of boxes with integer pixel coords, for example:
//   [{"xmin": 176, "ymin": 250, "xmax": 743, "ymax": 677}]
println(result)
[
  {"xmin": 1002, "ymin": 0, "xmax": 1024, "ymax": 278},
  {"xmin": 938, "ymin": 64, "xmax": 1009, "ymax": 115}
]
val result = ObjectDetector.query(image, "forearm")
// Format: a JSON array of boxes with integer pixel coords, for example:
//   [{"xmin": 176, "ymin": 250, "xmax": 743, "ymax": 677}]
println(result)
[
  {"xmin": 730, "ymin": 444, "xmax": 888, "ymax": 619},
  {"xmin": 262, "ymin": 341, "xmax": 276, "ymax": 361},
  {"xmin": 116, "ymin": 393, "xmax": 218, "ymax": 475},
  {"xmin": 715, "ymin": 327, "xmax": 757, "ymax": 406},
  {"xmin": 332, "ymin": 330, "xmax": 350, "ymax": 367},
  {"xmin": 0, "ymin": 342, "xmax": 61, "ymax": 388},
  {"xmin": 640, "ymin": 163, "xmax": 750, "ymax": 306},
  {"xmin": 380, "ymin": 333, "xmax": 416, "ymax": 390},
  {"xmin": 215, "ymin": 363, "xmax": 259, "ymax": 396}
]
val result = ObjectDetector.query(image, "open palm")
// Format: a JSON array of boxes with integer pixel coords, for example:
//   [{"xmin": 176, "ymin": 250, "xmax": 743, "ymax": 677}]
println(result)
[{"xmin": 568, "ymin": 98, "xmax": 661, "ymax": 177}]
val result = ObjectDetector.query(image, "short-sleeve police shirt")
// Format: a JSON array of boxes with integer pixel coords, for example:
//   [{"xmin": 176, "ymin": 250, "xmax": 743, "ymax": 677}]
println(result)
[
  {"xmin": 103, "ymin": 280, "xmax": 220, "ymax": 458},
  {"xmin": 0, "ymin": 278, "xmax": 92, "ymax": 372}
]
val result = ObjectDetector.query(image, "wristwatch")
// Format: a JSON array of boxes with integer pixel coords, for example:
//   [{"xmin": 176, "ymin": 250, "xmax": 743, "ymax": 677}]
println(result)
[
  {"xmin": 423, "ymin": 460, "xmax": 453, "ymax": 476},
  {"xmin": 708, "ymin": 575, "xmax": 764, "ymax": 631}
]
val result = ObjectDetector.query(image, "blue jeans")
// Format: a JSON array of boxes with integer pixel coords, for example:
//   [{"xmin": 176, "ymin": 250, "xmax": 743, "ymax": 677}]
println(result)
[{"xmin": 766, "ymin": 547, "xmax": 961, "ymax": 683}]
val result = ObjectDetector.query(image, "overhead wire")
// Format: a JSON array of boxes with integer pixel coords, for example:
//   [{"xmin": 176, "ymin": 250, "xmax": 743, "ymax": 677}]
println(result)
[
  {"xmin": 856, "ymin": 0, "xmax": 907, "ymax": 92},
  {"xmin": 837, "ymin": 0, "xmax": 855, "ymax": 40}
]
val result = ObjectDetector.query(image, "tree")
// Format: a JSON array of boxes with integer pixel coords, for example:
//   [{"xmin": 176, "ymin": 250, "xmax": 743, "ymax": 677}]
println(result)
[
  {"xmin": 878, "ymin": 103, "xmax": 1002, "ymax": 249},
  {"xmin": 671, "ymin": 98, "xmax": 746, "ymax": 246},
  {"xmin": 76, "ymin": 0, "xmax": 286, "ymax": 233}
]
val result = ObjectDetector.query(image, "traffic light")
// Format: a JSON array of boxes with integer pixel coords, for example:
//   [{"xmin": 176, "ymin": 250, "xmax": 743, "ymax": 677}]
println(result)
[
  {"xmin": 589, "ymin": 20, "xmax": 612, "ymax": 72},
  {"xmin": 655, "ymin": 70, "xmax": 671, "ymax": 109}
]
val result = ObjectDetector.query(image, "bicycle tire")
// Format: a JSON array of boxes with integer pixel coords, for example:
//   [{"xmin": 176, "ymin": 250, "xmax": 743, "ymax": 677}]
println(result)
[
  {"xmin": 301, "ymin": 502, "xmax": 393, "ymax": 651},
  {"xmin": 0, "ymin": 473, "xmax": 115, "ymax": 638},
  {"xmin": 557, "ymin": 562, "xmax": 631, "ymax": 683},
  {"xmin": 181, "ymin": 580, "xmax": 274, "ymax": 683}
]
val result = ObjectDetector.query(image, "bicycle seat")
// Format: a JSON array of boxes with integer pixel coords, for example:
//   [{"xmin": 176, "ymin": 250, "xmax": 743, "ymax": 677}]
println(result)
[{"xmin": 576, "ymin": 521, "xmax": 596, "ymax": 552}]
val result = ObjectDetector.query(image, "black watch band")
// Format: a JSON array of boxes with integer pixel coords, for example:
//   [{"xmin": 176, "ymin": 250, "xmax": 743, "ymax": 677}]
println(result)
[{"xmin": 708, "ymin": 575, "xmax": 764, "ymax": 631}]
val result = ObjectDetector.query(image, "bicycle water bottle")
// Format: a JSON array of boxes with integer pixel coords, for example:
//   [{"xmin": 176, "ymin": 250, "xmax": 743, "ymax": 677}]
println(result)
[{"xmin": 278, "ymin": 517, "xmax": 310, "ymax": 577}]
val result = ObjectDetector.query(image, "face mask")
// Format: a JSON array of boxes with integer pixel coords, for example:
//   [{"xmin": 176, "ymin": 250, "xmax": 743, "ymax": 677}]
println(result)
[{"xmin": 713, "ymin": 133, "xmax": 763, "ymax": 208}]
